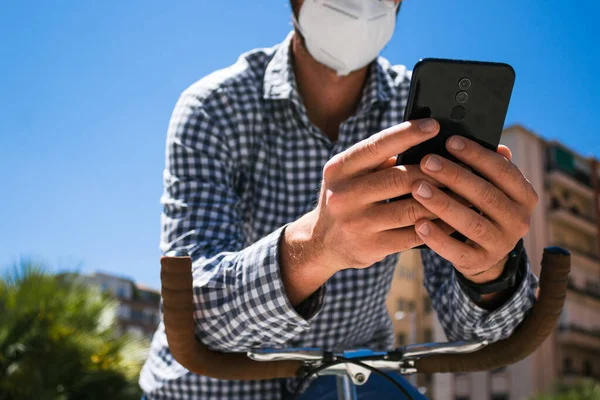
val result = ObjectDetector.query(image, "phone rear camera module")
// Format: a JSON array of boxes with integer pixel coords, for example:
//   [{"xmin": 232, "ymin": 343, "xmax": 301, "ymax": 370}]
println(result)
[
  {"xmin": 450, "ymin": 105, "xmax": 466, "ymax": 121},
  {"xmin": 459, "ymin": 78, "xmax": 471, "ymax": 90},
  {"xmin": 456, "ymin": 91, "xmax": 469, "ymax": 104}
]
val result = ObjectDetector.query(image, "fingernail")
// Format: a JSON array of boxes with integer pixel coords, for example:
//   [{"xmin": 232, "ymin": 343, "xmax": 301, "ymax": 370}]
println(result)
[
  {"xmin": 416, "ymin": 182, "xmax": 433, "ymax": 199},
  {"xmin": 448, "ymin": 136, "xmax": 465, "ymax": 151},
  {"xmin": 418, "ymin": 223, "xmax": 431, "ymax": 236},
  {"xmin": 425, "ymin": 155, "xmax": 442, "ymax": 172},
  {"xmin": 420, "ymin": 119, "xmax": 437, "ymax": 133}
]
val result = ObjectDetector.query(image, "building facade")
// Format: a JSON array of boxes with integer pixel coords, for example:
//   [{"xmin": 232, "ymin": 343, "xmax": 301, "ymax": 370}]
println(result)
[
  {"xmin": 386, "ymin": 249, "xmax": 435, "ymax": 396},
  {"xmin": 88, "ymin": 272, "xmax": 161, "ymax": 340},
  {"xmin": 387, "ymin": 125, "xmax": 600, "ymax": 399}
]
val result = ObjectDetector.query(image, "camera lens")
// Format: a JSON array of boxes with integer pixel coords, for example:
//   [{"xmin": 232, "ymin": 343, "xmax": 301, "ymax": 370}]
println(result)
[
  {"xmin": 459, "ymin": 78, "xmax": 471, "ymax": 90},
  {"xmin": 456, "ymin": 91, "xmax": 469, "ymax": 104},
  {"xmin": 451, "ymin": 105, "xmax": 466, "ymax": 121}
]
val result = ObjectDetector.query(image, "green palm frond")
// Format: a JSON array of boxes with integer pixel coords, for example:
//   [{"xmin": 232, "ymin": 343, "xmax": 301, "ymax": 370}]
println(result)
[
  {"xmin": 0, "ymin": 259, "xmax": 147, "ymax": 399},
  {"xmin": 530, "ymin": 380, "xmax": 600, "ymax": 400}
]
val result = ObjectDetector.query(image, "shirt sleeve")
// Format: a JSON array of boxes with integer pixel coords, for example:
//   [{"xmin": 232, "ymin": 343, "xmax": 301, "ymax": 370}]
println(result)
[
  {"xmin": 161, "ymin": 91, "xmax": 325, "ymax": 352},
  {"xmin": 421, "ymin": 249, "xmax": 538, "ymax": 343}
]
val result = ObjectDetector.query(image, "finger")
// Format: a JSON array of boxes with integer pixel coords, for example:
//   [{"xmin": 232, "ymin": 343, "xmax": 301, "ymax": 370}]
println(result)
[
  {"xmin": 412, "ymin": 181, "xmax": 501, "ymax": 250},
  {"xmin": 374, "ymin": 156, "xmax": 398, "ymax": 172},
  {"xmin": 347, "ymin": 165, "xmax": 440, "ymax": 204},
  {"xmin": 366, "ymin": 191, "xmax": 469, "ymax": 230},
  {"xmin": 377, "ymin": 226, "xmax": 424, "ymax": 255},
  {"xmin": 434, "ymin": 219, "xmax": 456, "ymax": 235},
  {"xmin": 446, "ymin": 136, "xmax": 538, "ymax": 210},
  {"xmin": 365, "ymin": 198, "xmax": 438, "ymax": 231},
  {"xmin": 497, "ymin": 145, "xmax": 512, "ymax": 161},
  {"xmin": 377, "ymin": 219, "xmax": 455, "ymax": 255},
  {"xmin": 414, "ymin": 219, "xmax": 485, "ymax": 273},
  {"xmin": 419, "ymin": 154, "xmax": 519, "ymax": 226},
  {"xmin": 328, "ymin": 119, "xmax": 439, "ymax": 180}
]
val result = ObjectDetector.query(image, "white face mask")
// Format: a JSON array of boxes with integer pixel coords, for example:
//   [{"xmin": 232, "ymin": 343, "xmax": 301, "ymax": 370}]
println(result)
[{"xmin": 294, "ymin": 0, "xmax": 399, "ymax": 76}]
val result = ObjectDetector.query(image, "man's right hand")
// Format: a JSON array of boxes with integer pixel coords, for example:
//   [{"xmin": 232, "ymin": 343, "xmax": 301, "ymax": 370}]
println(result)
[{"xmin": 280, "ymin": 119, "xmax": 451, "ymax": 306}]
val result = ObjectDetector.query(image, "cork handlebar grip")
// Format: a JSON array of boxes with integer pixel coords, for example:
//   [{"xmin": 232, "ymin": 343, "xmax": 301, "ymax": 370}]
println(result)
[{"xmin": 160, "ymin": 255, "xmax": 302, "ymax": 380}]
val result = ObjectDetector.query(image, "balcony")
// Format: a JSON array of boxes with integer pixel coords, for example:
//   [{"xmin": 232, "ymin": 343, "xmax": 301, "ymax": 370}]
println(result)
[
  {"xmin": 570, "ymin": 247, "xmax": 600, "ymax": 264},
  {"xmin": 547, "ymin": 166, "xmax": 596, "ymax": 198},
  {"xmin": 552, "ymin": 239, "xmax": 600, "ymax": 263},
  {"xmin": 557, "ymin": 324, "xmax": 600, "ymax": 350},
  {"xmin": 549, "ymin": 203, "xmax": 598, "ymax": 237},
  {"xmin": 568, "ymin": 279, "xmax": 600, "ymax": 303},
  {"xmin": 560, "ymin": 371, "xmax": 600, "ymax": 383},
  {"xmin": 546, "ymin": 143, "xmax": 600, "ymax": 193}
]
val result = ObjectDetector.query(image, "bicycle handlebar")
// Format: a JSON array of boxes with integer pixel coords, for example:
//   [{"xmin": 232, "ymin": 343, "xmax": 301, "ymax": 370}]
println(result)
[{"xmin": 160, "ymin": 247, "xmax": 570, "ymax": 379}]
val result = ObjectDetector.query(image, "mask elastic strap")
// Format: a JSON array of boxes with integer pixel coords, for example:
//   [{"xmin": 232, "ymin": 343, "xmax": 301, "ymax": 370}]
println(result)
[{"xmin": 291, "ymin": 13, "xmax": 305, "ymax": 38}]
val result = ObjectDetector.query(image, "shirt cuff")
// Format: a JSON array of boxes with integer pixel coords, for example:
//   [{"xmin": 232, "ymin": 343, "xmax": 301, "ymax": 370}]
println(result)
[
  {"xmin": 445, "ymin": 254, "xmax": 538, "ymax": 343},
  {"xmin": 245, "ymin": 223, "xmax": 326, "ymax": 347},
  {"xmin": 294, "ymin": 286, "xmax": 326, "ymax": 320}
]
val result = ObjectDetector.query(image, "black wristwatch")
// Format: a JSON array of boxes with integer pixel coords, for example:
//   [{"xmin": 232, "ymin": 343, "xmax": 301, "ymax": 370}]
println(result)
[{"xmin": 455, "ymin": 239, "xmax": 525, "ymax": 302}]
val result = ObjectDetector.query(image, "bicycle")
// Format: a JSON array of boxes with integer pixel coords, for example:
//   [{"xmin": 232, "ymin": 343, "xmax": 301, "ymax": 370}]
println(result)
[{"xmin": 159, "ymin": 247, "xmax": 570, "ymax": 399}]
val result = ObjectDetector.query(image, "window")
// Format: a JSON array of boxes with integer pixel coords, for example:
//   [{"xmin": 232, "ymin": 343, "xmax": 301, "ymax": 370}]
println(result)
[
  {"xmin": 424, "ymin": 328, "xmax": 433, "ymax": 343},
  {"xmin": 583, "ymin": 360, "xmax": 593, "ymax": 376},
  {"xmin": 586, "ymin": 281, "xmax": 600, "ymax": 295},
  {"xmin": 397, "ymin": 266, "xmax": 415, "ymax": 280},
  {"xmin": 398, "ymin": 299, "xmax": 415, "ymax": 312},
  {"xmin": 570, "ymin": 205, "xmax": 580, "ymax": 215},
  {"xmin": 423, "ymin": 296, "xmax": 432, "ymax": 314},
  {"xmin": 117, "ymin": 305, "xmax": 131, "ymax": 319},
  {"xmin": 116, "ymin": 286, "xmax": 127, "ymax": 299},
  {"xmin": 563, "ymin": 357, "xmax": 572, "ymax": 373},
  {"xmin": 398, "ymin": 299, "xmax": 404, "ymax": 311},
  {"xmin": 424, "ymin": 374, "xmax": 433, "ymax": 385},
  {"xmin": 554, "ymin": 146, "xmax": 575, "ymax": 174},
  {"xmin": 144, "ymin": 309, "xmax": 159, "ymax": 324},
  {"xmin": 127, "ymin": 326, "xmax": 144, "ymax": 337},
  {"xmin": 131, "ymin": 310, "xmax": 145, "ymax": 322},
  {"xmin": 397, "ymin": 333, "xmax": 406, "ymax": 346},
  {"xmin": 491, "ymin": 394, "xmax": 509, "ymax": 400}
]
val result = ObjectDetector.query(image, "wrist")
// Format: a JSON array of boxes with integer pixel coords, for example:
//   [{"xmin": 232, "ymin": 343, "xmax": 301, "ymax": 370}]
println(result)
[
  {"xmin": 464, "ymin": 254, "xmax": 509, "ymax": 284},
  {"xmin": 279, "ymin": 212, "xmax": 336, "ymax": 305},
  {"xmin": 455, "ymin": 239, "xmax": 525, "ymax": 307}
]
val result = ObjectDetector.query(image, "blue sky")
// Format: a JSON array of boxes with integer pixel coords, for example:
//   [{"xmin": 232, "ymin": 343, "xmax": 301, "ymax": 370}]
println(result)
[{"xmin": 1, "ymin": 1, "xmax": 599, "ymax": 289}]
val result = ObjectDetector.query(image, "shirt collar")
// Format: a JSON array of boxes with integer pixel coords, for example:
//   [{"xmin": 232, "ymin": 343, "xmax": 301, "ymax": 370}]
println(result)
[
  {"xmin": 358, "ymin": 57, "xmax": 396, "ymax": 112},
  {"xmin": 263, "ymin": 31, "xmax": 396, "ymax": 110},
  {"xmin": 263, "ymin": 32, "xmax": 300, "ymax": 104}
]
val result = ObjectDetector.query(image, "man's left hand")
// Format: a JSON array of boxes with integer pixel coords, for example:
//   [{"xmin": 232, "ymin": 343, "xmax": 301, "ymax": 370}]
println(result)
[{"xmin": 411, "ymin": 135, "xmax": 538, "ymax": 286}]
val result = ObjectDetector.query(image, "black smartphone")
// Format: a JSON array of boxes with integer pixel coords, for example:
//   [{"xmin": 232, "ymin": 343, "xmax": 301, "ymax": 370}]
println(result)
[{"xmin": 395, "ymin": 58, "xmax": 516, "ymax": 247}]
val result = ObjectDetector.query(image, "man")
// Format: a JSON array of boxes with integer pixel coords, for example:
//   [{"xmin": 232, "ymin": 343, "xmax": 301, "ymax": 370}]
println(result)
[{"xmin": 140, "ymin": 0, "xmax": 539, "ymax": 398}]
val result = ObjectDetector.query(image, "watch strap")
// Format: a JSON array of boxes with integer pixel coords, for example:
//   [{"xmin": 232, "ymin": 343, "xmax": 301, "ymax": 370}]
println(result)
[{"xmin": 456, "ymin": 239, "xmax": 525, "ymax": 302}]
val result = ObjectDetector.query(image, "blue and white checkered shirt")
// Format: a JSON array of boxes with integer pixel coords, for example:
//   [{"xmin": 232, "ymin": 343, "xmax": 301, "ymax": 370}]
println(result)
[{"xmin": 139, "ymin": 32, "xmax": 538, "ymax": 399}]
